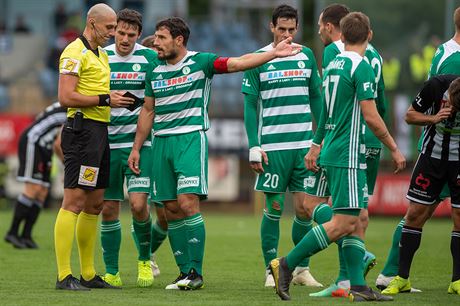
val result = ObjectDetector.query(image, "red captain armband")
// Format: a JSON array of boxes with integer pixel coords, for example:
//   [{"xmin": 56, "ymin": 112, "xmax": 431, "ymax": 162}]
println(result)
[{"xmin": 213, "ymin": 57, "xmax": 230, "ymax": 74}]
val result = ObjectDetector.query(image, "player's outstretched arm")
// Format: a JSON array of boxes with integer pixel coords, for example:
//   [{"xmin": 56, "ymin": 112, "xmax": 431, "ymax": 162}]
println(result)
[
  {"xmin": 361, "ymin": 99, "xmax": 406, "ymax": 173},
  {"xmin": 128, "ymin": 96, "xmax": 154, "ymax": 175},
  {"xmin": 226, "ymin": 37, "xmax": 301, "ymax": 73}
]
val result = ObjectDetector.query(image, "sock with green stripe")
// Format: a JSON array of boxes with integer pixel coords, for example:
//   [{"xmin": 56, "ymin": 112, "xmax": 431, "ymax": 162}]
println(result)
[
  {"xmin": 185, "ymin": 213, "xmax": 206, "ymax": 275},
  {"xmin": 312, "ymin": 202, "xmax": 333, "ymax": 224},
  {"xmin": 101, "ymin": 220, "xmax": 122, "ymax": 275},
  {"xmin": 342, "ymin": 236, "xmax": 366, "ymax": 287},
  {"xmin": 286, "ymin": 224, "xmax": 331, "ymax": 271},
  {"xmin": 168, "ymin": 218, "xmax": 190, "ymax": 274},
  {"xmin": 261, "ymin": 210, "xmax": 281, "ymax": 267},
  {"xmin": 151, "ymin": 220, "xmax": 168, "ymax": 254},
  {"xmin": 381, "ymin": 218, "xmax": 405, "ymax": 277},
  {"xmin": 335, "ymin": 238, "xmax": 349, "ymax": 283},
  {"xmin": 133, "ymin": 215, "xmax": 152, "ymax": 261},
  {"xmin": 292, "ymin": 215, "xmax": 313, "ymax": 267}
]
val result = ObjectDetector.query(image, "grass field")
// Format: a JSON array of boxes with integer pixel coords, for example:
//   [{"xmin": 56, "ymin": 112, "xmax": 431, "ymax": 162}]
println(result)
[{"xmin": 0, "ymin": 209, "xmax": 458, "ymax": 305}]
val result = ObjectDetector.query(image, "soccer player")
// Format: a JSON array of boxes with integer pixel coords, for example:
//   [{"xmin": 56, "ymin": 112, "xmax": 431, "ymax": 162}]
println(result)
[
  {"xmin": 269, "ymin": 12, "xmax": 405, "ymax": 302},
  {"xmin": 100, "ymin": 8, "xmax": 158, "ymax": 288},
  {"xmin": 139, "ymin": 33, "xmax": 169, "ymax": 280},
  {"xmin": 128, "ymin": 17, "xmax": 301, "ymax": 290},
  {"xmin": 54, "ymin": 3, "xmax": 134, "ymax": 290},
  {"xmin": 376, "ymin": 6, "xmax": 460, "ymax": 291},
  {"xmin": 242, "ymin": 4, "xmax": 322, "ymax": 288},
  {"xmin": 4, "ymin": 102, "xmax": 66, "ymax": 249},
  {"xmin": 307, "ymin": 4, "xmax": 383, "ymax": 297}
]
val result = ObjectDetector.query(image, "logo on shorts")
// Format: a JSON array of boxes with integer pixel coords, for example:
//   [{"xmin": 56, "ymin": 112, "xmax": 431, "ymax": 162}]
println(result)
[
  {"xmin": 415, "ymin": 173, "xmax": 430, "ymax": 190},
  {"xmin": 128, "ymin": 177, "xmax": 150, "ymax": 190},
  {"xmin": 78, "ymin": 165, "xmax": 99, "ymax": 187},
  {"xmin": 177, "ymin": 175, "xmax": 199, "ymax": 189},
  {"xmin": 304, "ymin": 176, "xmax": 316, "ymax": 188}
]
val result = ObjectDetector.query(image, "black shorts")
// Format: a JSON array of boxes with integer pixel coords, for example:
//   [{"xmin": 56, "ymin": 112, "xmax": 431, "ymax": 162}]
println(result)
[
  {"xmin": 61, "ymin": 118, "xmax": 110, "ymax": 189},
  {"xmin": 17, "ymin": 131, "xmax": 52, "ymax": 186},
  {"xmin": 406, "ymin": 153, "xmax": 460, "ymax": 207}
]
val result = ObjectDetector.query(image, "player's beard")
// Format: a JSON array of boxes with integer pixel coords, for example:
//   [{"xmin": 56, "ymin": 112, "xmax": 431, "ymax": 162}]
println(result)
[{"xmin": 158, "ymin": 49, "xmax": 178, "ymax": 61}]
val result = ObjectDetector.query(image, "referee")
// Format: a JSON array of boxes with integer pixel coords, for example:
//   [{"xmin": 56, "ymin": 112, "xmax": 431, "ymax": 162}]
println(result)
[{"xmin": 54, "ymin": 3, "xmax": 133, "ymax": 291}]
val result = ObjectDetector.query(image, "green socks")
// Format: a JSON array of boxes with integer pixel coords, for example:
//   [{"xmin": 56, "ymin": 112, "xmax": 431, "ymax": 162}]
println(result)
[
  {"xmin": 381, "ymin": 218, "xmax": 405, "ymax": 276},
  {"xmin": 286, "ymin": 224, "xmax": 330, "ymax": 271},
  {"xmin": 185, "ymin": 213, "xmax": 206, "ymax": 275},
  {"xmin": 292, "ymin": 216, "xmax": 313, "ymax": 268},
  {"xmin": 342, "ymin": 236, "xmax": 366, "ymax": 286},
  {"xmin": 168, "ymin": 218, "xmax": 190, "ymax": 274},
  {"xmin": 132, "ymin": 215, "xmax": 152, "ymax": 261},
  {"xmin": 261, "ymin": 210, "xmax": 280, "ymax": 267},
  {"xmin": 101, "ymin": 220, "xmax": 122, "ymax": 275},
  {"xmin": 151, "ymin": 220, "xmax": 168, "ymax": 254}
]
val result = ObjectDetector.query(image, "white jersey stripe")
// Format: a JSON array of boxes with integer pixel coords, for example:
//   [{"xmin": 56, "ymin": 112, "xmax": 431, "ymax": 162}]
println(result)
[
  {"xmin": 261, "ymin": 140, "xmax": 312, "ymax": 152},
  {"xmin": 109, "ymin": 141, "xmax": 151, "ymax": 149},
  {"xmin": 260, "ymin": 86, "xmax": 308, "ymax": 100},
  {"xmin": 260, "ymin": 69, "xmax": 311, "ymax": 82},
  {"xmin": 262, "ymin": 122, "xmax": 312, "ymax": 135},
  {"xmin": 154, "ymin": 125, "xmax": 203, "ymax": 136},
  {"xmin": 155, "ymin": 89, "xmax": 203, "ymax": 107},
  {"xmin": 108, "ymin": 55, "xmax": 150, "ymax": 64},
  {"xmin": 262, "ymin": 105, "xmax": 311, "ymax": 117},
  {"xmin": 108, "ymin": 124, "xmax": 137, "ymax": 135},
  {"xmin": 156, "ymin": 107, "xmax": 201, "ymax": 123}
]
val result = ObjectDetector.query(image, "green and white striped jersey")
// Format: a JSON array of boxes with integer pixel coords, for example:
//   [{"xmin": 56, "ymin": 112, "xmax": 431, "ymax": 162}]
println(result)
[
  {"xmin": 145, "ymin": 51, "xmax": 218, "ymax": 136},
  {"xmin": 105, "ymin": 43, "xmax": 157, "ymax": 149},
  {"xmin": 241, "ymin": 45, "xmax": 322, "ymax": 151},
  {"xmin": 429, "ymin": 39, "xmax": 460, "ymax": 77},
  {"xmin": 322, "ymin": 40, "xmax": 343, "ymax": 72},
  {"xmin": 314, "ymin": 51, "xmax": 375, "ymax": 168}
]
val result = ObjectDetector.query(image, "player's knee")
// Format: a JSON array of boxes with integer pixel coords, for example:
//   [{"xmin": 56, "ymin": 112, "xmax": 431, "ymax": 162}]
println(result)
[
  {"xmin": 405, "ymin": 202, "xmax": 430, "ymax": 227},
  {"xmin": 265, "ymin": 193, "xmax": 285, "ymax": 217},
  {"xmin": 101, "ymin": 204, "xmax": 118, "ymax": 220}
]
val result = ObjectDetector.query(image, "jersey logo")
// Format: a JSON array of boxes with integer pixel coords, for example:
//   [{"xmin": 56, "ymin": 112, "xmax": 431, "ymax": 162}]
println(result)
[
  {"xmin": 242, "ymin": 78, "xmax": 251, "ymax": 87},
  {"xmin": 78, "ymin": 165, "xmax": 99, "ymax": 187},
  {"xmin": 132, "ymin": 63, "xmax": 141, "ymax": 71},
  {"xmin": 415, "ymin": 94, "xmax": 422, "ymax": 107},
  {"xmin": 156, "ymin": 74, "xmax": 163, "ymax": 80},
  {"xmin": 267, "ymin": 64, "xmax": 276, "ymax": 70},
  {"xmin": 297, "ymin": 61, "xmax": 305, "ymax": 68},
  {"xmin": 60, "ymin": 58, "xmax": 80, "ymax": 74},
  {"xmin": 182, "ymin": 66, "xmax": 191, "ymax": 75}
]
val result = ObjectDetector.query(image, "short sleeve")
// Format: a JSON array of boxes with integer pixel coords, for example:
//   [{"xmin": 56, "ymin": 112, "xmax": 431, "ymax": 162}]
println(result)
[
  {"xmin": 59, "ymin": 45, "xmax": 82, "ymax": 76},
  {"xmin": 355, "ymin": 62, "xmax": 376, "ymax": 102}
]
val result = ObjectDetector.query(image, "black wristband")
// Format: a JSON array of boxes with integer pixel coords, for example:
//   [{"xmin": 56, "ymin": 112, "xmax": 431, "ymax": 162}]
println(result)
[{"xmin": 98, "ymin": 94, "xmax": 111, "ymax": 106}]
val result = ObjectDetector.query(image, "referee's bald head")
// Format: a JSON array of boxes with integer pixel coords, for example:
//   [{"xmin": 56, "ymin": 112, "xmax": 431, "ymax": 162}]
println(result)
[{"xmin": 87, "ymin": 3, "xmax": 116, "ymax": 22}]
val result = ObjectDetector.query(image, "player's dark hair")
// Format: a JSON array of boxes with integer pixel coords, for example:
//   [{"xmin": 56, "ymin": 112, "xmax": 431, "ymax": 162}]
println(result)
[
  {"xmin": 141, "ymin": 35, "xmax": 155, "ymax": 48},
  {"xmin": 117, "ymin": 8, "xmax": 142, "ymax": 34},
  {"xmin": 340, "ymin": 12, "xmax": 370, "ymax": 45},
  {"xmin": 448, "ymin": 77, "xmax": 460, "ymax": 111},
  {"xmin": 156, "ymin": 17, "xmax": 190, "ymax": 46},
  {"xmin": 454, "ymin": 7, "xmax": 460, "ymax": 31},
  {"xmin": 321, "ymin": 3, "xmax": 350, "ymax": 27},
  {"xmin": 272, "ymin": 4, "xmax": 298, "ymax": 27}
]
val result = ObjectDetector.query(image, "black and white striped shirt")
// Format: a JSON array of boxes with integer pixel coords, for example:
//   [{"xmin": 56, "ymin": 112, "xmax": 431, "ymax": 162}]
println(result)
[
  {"xmin": 414, "ymin": 74, "xmax": 460, "ymax": 161},
  {"xmin": 23, "ymin": 102, "xmax": 67, "ymax": 151}
]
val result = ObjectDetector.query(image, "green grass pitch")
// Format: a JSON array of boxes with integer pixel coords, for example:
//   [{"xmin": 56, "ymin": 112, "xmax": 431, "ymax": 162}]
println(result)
[{"xmin": 0, "ymin": 210, "xmax": 458, "ymax": 305}]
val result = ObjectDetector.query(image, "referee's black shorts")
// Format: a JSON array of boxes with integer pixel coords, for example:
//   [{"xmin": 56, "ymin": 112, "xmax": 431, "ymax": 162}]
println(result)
[{"xmin": 61, "ymin": 118, "xmax": 110, "ymax": 189}]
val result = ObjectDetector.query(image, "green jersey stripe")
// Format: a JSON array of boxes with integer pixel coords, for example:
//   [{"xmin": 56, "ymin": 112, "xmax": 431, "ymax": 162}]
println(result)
[
  {"xmin": 155, "ymin": 89, "xmax": 202, "ymax": 106},
  {"xmin": 262, "ymin": 122, "xmax": 312, "ymax": 135},
  {"xmin": 263, "ymin": 104, "xmax": 310, "ymax": 117},
  {"xmin": 261, "ymin": 86, "xmax": 308, "ymax": 99}
]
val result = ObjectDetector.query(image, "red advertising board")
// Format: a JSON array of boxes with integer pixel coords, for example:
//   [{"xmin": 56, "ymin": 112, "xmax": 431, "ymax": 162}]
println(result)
[
  {"xmin": 368, "ymin": 174, "xmax": 451, "ymax": 217},
  {"xmin": 0, "ymin": 114, "xmax": 34, "ymax": 156}
]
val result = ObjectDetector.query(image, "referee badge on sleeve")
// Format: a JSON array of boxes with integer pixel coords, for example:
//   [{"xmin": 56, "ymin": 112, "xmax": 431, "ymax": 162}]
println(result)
[
  {"xmin": 60, "ymin": 58, "xmax": 81, "ymax": 75},
  {"xmin": 78, "ymin": 165, "xmax": 99, "ymax": 187}
]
